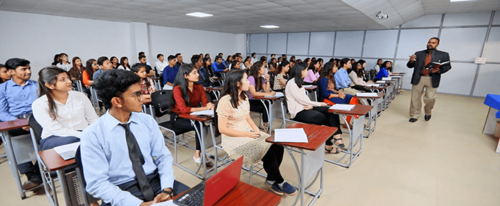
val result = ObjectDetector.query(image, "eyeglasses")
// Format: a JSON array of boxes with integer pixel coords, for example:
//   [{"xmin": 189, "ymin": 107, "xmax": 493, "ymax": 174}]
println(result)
[{"xmin": 121, "ymin": 91, "xmax": 143, "ymax": 101}]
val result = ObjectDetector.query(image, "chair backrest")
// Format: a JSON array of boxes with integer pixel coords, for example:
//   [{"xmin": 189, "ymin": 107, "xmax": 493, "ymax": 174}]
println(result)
[
  {"xmin": 150, "ymin": 90, "xmax": 173, "ymax": 118},
  {"xmin": 212, "ymin": 101, "xmax": 221, "ymax": 138},
  {"xmin": 28, "ymin": 114, "xmax": 43, "ymax": 148},
  {"xmin": 316, "ymin": 84, "xmax": 323, "ymax": 102}
]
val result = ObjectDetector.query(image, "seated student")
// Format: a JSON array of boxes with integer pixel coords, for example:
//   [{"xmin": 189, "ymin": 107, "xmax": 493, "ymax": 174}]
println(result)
[
  {"xmin": 217, "ymin": 69, "xmax": 296, "ymax": 196},
  {"xmin": 51, "ymin": 54, "xmax": 60, "ymax": 66},
  {"xmin": 162, "ymin": 55, "xmax": 179, "ymax": 89},
  {"xmin": 68, "ymin": 57, "xmax": 84, "ymax": 81},
  {"xmin": 247, "ymin": 61, "xmax": 275, "ymax": 132},
  {"xmin": 138, "ymin": 55, "xmax": 155, "ymax": 77},
  {"xmin": 56, "ymin": 53, "xmax": 72, "ymax": 71},
  {"xmin": 80, "ymin": 69, "xmax": 188, "ymax": 206},
  {"xmin": 171, "ymin": 64, "xmax": 215, "ymax": 166},
  {"xmin": 273, "ymin": 60, "xmax": 290, "ymax": 92},
  {"xmin": 225, "ymin": 55, "xmax": 233, "ymax": 67},
  {"xmin": 231, "ymin": 59, "xmax": 243, "ymax": 70},
  {"xmin": 303, "ymin": 59, "xmax": 320, "ymax": 85},
  {"xmin": 130, "ymin": 63, "xmax": 157, "ymax": 99},
  {"xmin": 334, "ymin": 58, "xmax": 366, "ymax": 105},
  {"xmin": 268, "ymin": 58, "xmax": 278, "ymax": 74},
  {"xmin": 244, "ymin": 56, "xmax": 253, "ymax": 69},
  {"xmin": 374, "ymin": 59, "xmax": 383, "ymax": 73},
  {"xmin": 156, "ymin": 54, "xmax": 168, "ymax": 86},
  {"xmin": 110, "ymin": 56, "xmax": 119, "ymax": 69},
  {"xmin": 196, "ymin": 56, "xmax": 212, "ymax": 87},
  {"xmin": 285, "ymin": 62, "xmax": 345, "ymax": 153},
  {"xmin": 82, "ymin": 59, "xmax": 98, "ymax": 87},
  {"xmin": 212, "ymin": 56, "xmax": 228, "ymax": 76},
  {"xmin": 349, "ymin": 61, "xmax": 373, "ymax": 92},
  {"xmin": 318, "ymin": 62, "xmax": 353, "ymax": 104},
  {"xmin": 374, "ymin": 61, "xmax": 392, "ymax": 81},
  {"xmin": 117, "ymin": 56, "xmax": 130, "ymax": 70},
  {"xmin": 93, "ymin": 56, "xmax": 113, "ymax": 80},
  {"xmin": 0, "ymin": 58, "xmax": 41, "ymax": 190},
  {"xmin": 32, "ymin": 66, "xmax": 99, "ymax": 151},
  {"xmin": 0, "ymin": 64, "xmax": 12, "ymax": 83},
  {"xmin": 175, "ymin": 53, "xmax": 184, "ymax": 67}
]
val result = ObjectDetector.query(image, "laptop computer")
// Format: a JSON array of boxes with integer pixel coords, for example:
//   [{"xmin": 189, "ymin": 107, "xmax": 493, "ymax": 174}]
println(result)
[{"xmin": 174, "ymin": 156, "xmax": 243, "ymax": 206}]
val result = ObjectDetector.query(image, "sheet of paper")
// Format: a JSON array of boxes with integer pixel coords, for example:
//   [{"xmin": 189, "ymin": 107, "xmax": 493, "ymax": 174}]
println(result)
[
  {"xmin": 376, "ymin": 81, "xmax": 386, "ymax": 84},
  {"xmin": 265, "ymin": 92, "xmax": 284, "ymax": 98},
  {"xmin": 152, "ymin": 200, "xmax": 175, "ymax": 206},
  {"xmin": 382, "ymin": 77, "xmax": 392, "ymax": 80},
  {"xmin": 302, "ymin": 85, "xmax": 314, "ymax": 88},
  {"xmin": 356, "ymin": 93, "xmax": 378, "ymax": 97},
  {"xmin": 163, "ymin": 85, "xmax": 173, "ymax": 90},
  {"xmin": 366, "ymin": 84, "xmax": 380, "ymax": 87},
  {"xmin": 53, "ymin": 142, "xmax": 80, "ymax": 156},
  {"xmin": 274, "ymin": 128, "xmax": 308, "ymax": 143},
  {"xmin": 190, "ymin": 110, "xmax": 214, "ymax": 116},
  {"xmin": 329, "ymin": 104, "xmax": 355, "ymax": 111}
]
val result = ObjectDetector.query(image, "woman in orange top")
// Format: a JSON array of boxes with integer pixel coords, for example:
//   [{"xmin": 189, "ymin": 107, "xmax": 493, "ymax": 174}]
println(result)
[{"xmin": 82, "ymin": 59, "xmax": 98, "ymax": 87}]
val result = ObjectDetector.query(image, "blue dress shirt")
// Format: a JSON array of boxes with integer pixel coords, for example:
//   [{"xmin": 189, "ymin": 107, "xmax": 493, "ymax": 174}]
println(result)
[
  {"xmin": 375, "ymin": 67, "xmax": 389, "ymax": 80},
  {"xmin": 80, "ymin": 112, "xmax": 175, "ymax": 206},
  {"xmin": 197, "ymin": 67, "xmax": 212, "ymax": 87},
  {"xmin": 334, "ymin": 68, "xmax": 352, "ymax": 89},
  {"xmin": 0, "ymin": 79, "xmax": 38, "ymax": 122},
  {"xmin": 318, "ymin": 77, "xmax": 352, "ymax": 104},
  {"xmin": 93, "ymin": 69, "xmax": 103, "ymax": 80},
  {"xmin": 163, "ymin": 65, "xmax": 179, "ymax": 85},
  {"xmin": 211, "ymin": 61, "xmax": 226, "ymax": 73}
]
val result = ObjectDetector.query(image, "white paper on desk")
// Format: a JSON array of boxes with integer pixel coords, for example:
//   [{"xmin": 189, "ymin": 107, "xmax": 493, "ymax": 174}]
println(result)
[
  {"xmin": 163, "ymin": 85, "xmax": 173, "ymax": 90},
  {"xmin": 376, "ymin": 81, "xmax": 386, "ymax": 84},
  {"xmin": 53, "ymin": 142, "xmax": 80, "ymax": 157},
  {"xmin": 274, "ymin": 128, "xmax": 308, "ymax": 143},
  {"xmin": 329, "ymin": 104, "xmax": 355, "ymax": 111},
  {"xmin": 356, "ymin": 93, "xmax": 378, "ymax": 97},
  {"xmin": 190, "ymin": 110, "xmax": 214, "ymax": 116},
  {"xmin": 382, "ymin": 77, "xmax": 392, "ymax": 80},
  {"xmin": 366, "ymin": 84, "xmax": 380, "ymax": 87},
  {"xmin": 302, "ymin": 85, "xmax": 314, "ymax": 88},
  {"xmin": 265, "ymin": 92, "xmax": 284, "ymax": 98},
  {"xmin": 152, "ymin": 200, "xmax": 175, "ymax": 206}
]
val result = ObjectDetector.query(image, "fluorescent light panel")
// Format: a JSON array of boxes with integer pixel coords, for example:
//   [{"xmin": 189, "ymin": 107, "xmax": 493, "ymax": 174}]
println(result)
[
  {"xmin": 186, "ymin": 12, "xmax": 213, "ymax": 18},
  {"xmin": 261, "ymin": 25, "xmax": 279, "ymax": 29},
  {"xmin": 450, "ymin": 0, "xmax": 477, "ymax": 2}
]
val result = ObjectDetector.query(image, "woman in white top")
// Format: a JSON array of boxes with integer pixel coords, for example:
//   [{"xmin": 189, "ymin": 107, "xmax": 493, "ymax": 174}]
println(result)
[
  {"xmin": 285, "ymin": 62, "xmax": 344, "ymax": 153},
  {"xmin": 349, "ymin": 61, "xmax": 373, "ymax": 92},
  {"xmin": 117, "ymin": 56, "xmax": 130, "ymax": 70},
  {"xmin": 56, "ymin": 53, "xmax": 72, "ymax": 71},
  {"xmin": 32, "ymin": 66, "xmax": 99, "ymax": 151}
]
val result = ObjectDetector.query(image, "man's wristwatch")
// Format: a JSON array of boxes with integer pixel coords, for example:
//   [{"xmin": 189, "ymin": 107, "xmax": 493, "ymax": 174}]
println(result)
[{"xmin": 161, "ymin": 189, "xmax": 174, "ymax": 197}]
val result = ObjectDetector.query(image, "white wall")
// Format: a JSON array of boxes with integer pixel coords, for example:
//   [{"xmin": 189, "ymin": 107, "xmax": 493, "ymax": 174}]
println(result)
[
  {"xmin": 248, "ymin": 11, "xmax": 500, "ymax": 97},
  {"xmin": 0, "ymin": 10, "xmax": 246, "ymax": 78}
]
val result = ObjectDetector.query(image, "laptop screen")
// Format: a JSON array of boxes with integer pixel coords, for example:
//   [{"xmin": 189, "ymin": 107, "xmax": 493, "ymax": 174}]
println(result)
[{"xmin": 203, "ymin": 157, "xmax": 243, "ymax": 206}]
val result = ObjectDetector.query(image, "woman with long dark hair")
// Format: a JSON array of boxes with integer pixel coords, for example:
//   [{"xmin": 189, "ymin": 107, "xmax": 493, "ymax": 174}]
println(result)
[
  {"xmin": 349, "ymin": 60, "xmax": 372, "ymax": 92},
  {"xmin": 273, "ymin": 60, "xmax": 290, "ymax": 92},
  {"xmin": 303, "ymin": 59, "xmax": 320, "ymax": 84},
  {"xmin": 110, "ymin": 56, "xmax": 119, "ymax": 69},
  {"xmin": 51, "ymin": 54, "xmax": 60, "ymax": 66},
  {"xmin": 170, "ymin": 64, "xmax": 215, "ymax": 166},
  {"xmin": 130, "ymin": 63, "xmax": 156, "ymax": 99},
  {"xmin": 56, "ymin": 53, "xmax": 72, "ymax": 71},
  {"xmin": 203, "ymin": 57, "xmax": 213, "ymax": 77},
  {"xmin": 117, "ymin": 56, "xmax": 130, "ymax": 70},
  {"xmin": 217, "ymin": 69, "xmax": 296, "ymax": 196},
  {"xmin": 82, "ymin": 59, "xmax": 98, "ymax": 87},
  {"xmin": 244, "ymin": 56, "xmax": 253, "ymax": 70},
  {"xmin": 318, "ymin": 62, "xmax": 353, "ymax": 104},
  {"xmin": 268, "ymin": 58, "xmax": 278, "ymax": 74},
  {"xmin": 247, "ymin": 61, "xmax": 275, "ymax": 132},
  {"xmin": 374, "ymin": 61, "xmax": 392, "ymax": 81},
  {"xmin": 0, "ymin": 64, "xmax": 12, "ymax": 84},
  {"xmin": 68, "ymin": 57, "xmax": 84, "ymax": 81},
  {"xmin": 285, "ymin": 62, "xmax": 345, "ymax": 153},
  {"xmin": 32, "ymin": 66, "xmax": 98, "ymax": 151}
]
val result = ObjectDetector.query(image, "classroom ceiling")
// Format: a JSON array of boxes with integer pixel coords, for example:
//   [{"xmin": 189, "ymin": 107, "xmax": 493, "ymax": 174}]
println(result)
[{"xmin": 0, "ymin": 0, "xmax": 498, "ymax": 34}]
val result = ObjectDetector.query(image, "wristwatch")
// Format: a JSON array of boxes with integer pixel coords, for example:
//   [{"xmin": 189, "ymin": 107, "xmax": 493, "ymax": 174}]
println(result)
[{"xmin": 161, "ymin": 189, "xmax": 174, "ymax": 197}]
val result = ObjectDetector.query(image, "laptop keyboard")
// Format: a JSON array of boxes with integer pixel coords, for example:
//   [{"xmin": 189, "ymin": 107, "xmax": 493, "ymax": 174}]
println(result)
[{"xmin": 177, "ymin": 189, "xmax": 204, "ymax": 206}]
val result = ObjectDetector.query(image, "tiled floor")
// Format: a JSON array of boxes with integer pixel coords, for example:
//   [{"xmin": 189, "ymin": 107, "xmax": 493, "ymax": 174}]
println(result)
[{"xmin": 1, "ymin": 90, "xmax": 499, "ymax": 206}]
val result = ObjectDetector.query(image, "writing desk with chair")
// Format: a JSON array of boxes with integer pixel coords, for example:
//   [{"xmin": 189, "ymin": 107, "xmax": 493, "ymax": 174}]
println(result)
[{"xmin": 356, "ymin": 93, "xmax": 385, "ymax": 138}]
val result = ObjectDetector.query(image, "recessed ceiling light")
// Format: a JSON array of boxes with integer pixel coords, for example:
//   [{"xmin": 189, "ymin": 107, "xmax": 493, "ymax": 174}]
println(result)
[
  {"xmin": 261, "ymin": 25, "xmax": 279, "ymax": 29},
  {"xmin": 450, "ymin": 0, "xmax": 476, "ymax": 2},
  {"xmin": 186, "ymin": 12, "xmax": 213, "ymax": 18}
]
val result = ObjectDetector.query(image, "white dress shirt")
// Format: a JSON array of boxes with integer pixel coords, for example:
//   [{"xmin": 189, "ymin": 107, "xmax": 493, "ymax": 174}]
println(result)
[
  {"xmin": 285, "ymin": 78, "xmax": 322, "ymax": 118},
  {"xmin": 156, "ymin": 60, "xmax": 169, "ymax": 74},
  {"xmin": 32, "ymin": 91, "xmax": 99, "ymax": 139},
  {"xmin": 56, "ymin": 63, "xmax": 72, "ymax": 71}
]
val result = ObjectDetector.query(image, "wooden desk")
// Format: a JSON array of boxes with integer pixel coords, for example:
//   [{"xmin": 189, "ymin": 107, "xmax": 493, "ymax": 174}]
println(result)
[
  {"xmin": 328, "ymin": 105, "xmax": 372, "ymax": 168},
  {"xmin": 253, "ymin": 96, "xmax": 282, "ymax": 134},
  {"xmin": 356, "ymin": 93, "xmax": 385, "ymax": 138},
  {"xmin": 267, "ymin": 123, "xmax": 336, "ymax": 206},
  {"xmin": 0, "ymin": 118, "xmax": 34, "ymax": 199},
  {"xmin": 39, "ymin": 149, "xmax": 77, "ymax": 206},
  {"xmin": 175, "ymin": 113, "xmax": 219, "ymax": 179}
]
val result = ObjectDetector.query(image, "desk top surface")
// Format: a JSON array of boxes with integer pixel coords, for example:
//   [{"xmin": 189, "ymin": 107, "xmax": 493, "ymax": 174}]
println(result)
[
  {"xmin": 356, "ymin": 93, "xmax": 385, "ymax": 99},
  {"xmin": 204, "ymin": 86, "xmax": 223, "ymax": 91},
  {"xmin": 39, "ymin": 149, "xmax": 76, "ymax": 171},
  {"xmin": 266, "ymin": 122, "xmax": 337, "ymax": 150},
  {"xmin": 0, "ymin": 118, "xmax": 28, "ymax": 132},
  {"xmin": 253, "ymin": 96, "xmax": 280, "ymax": 100},
  {"xmin": 485, "ymin": 94, "xmax": 500, "ymax": 118},
  {"xmin": 178, "ymin": 113, "xmax": 213, "ymax": 122},
  {"xmin": 329, "ymin": 105, "xmax": 373, "ymax": 115},
  {"xmin": 365, "ymin": 85, "xmax": 388, "ymax": 90}
]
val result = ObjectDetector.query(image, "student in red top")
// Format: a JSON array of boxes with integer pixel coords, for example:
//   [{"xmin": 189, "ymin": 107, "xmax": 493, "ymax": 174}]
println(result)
[{"xmin": 171, "ymin": 64, "xmax": 215, "ymax": 166}]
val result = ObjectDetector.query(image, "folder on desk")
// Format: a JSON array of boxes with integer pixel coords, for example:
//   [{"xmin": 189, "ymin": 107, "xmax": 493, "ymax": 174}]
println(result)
[
  {"xmin": 265, "ymin": 92, "xmax": 284, "ymax": 98},
  {"xmin": 190, "ymin": 110, "xmax": 214, "ymax": 116},
  {"xmin": 53, "ymin": 142, "xmax": 80, "ymax": 160},
  {"xmin": 274, "ymin": 128, "xmax": 308, "ymax": 143},
  {"xmin": 329, "ymin": 104, "xmax": 355, "ymax": 111}
]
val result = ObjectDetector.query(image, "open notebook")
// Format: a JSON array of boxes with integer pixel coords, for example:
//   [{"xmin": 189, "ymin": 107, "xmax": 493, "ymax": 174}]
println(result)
[{"xmin": 53, "ymin": 142, "xmax": 80, "ymax": 160}]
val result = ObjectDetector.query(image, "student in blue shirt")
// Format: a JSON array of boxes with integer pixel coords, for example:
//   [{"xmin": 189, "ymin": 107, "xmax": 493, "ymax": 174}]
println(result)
[
  {"xmin": 333, "ymin": 58, "xmax": 366, "ymax": 104},
  {"xmin": 92, "ymin": 56, "xmax": 113, "ymax": 80},
  {"xmin": 162, "ymin": 55, "xmax": 179, "ymax": 88},
  {"xmin": 374, "ymin": 61, "xmax": 392, "ymax": 81},
  {"xmin": 0, "ymin": 58, "xmax": 41, "ymax": 190},
  {"xmin": 211, "ymin": 56, "xmax": 227, "ymax": 76},
  {"xmin": 80, "ymin": 69, "xmax": 188, "ymax": 206}
]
